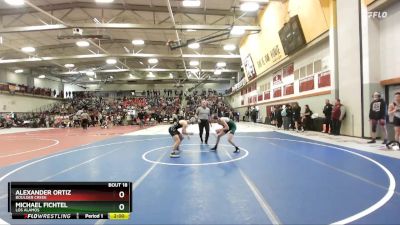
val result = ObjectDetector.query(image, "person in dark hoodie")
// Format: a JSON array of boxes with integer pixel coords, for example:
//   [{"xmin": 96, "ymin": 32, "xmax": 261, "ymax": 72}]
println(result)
[
  {"xmin": 368, "ymin": 92, "xmax": 388, "ymax": 144},
  {"xmin": 323, "ymin": 99, "xmax": 333, "ymax": 133},
  {"xmin": 276, "ymin": 105, "xmax": 283, "ymax": 129}
]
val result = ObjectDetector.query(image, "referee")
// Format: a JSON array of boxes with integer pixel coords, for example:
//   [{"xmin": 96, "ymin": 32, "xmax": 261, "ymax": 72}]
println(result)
[{"xmin": 196, "ymin": 100, "xmax": 211, "ymax": 144}]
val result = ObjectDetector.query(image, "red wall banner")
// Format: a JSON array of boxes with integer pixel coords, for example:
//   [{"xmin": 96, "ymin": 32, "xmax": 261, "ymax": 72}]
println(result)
[
  {"xmin": 273, "ymin": 87, "xmax": 282, "ymax": 98},
  {"xmin": 284, "ymin": 83, "xmax": 294, "ymax": 96},
  {"xmin": 264, "ymin": 91, "xmax": 271, "ymax": 100},
  {"xmin": 273, "ymin": 73, "xmax": 282, "ymax": 85},
  {"xmin": 299, "ymin": 76, "xmax": 315, "ymax": 92},
  {"xmin": 318, "ymin": 71, "xmax": 331, "ymax": 88},
  {"xmin": 258, "ymin": 94, "xmax": 263, "ymax": 102},
  {"xmin": 282, "ymin": 63, "xmax": 294, "ymax": 78}
]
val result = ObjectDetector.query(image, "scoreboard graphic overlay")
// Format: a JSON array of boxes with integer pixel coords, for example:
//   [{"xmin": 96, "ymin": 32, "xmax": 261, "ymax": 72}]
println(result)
[{"xmin": 8, "ymin": 182, "xmax": 132, "ymax": 220}]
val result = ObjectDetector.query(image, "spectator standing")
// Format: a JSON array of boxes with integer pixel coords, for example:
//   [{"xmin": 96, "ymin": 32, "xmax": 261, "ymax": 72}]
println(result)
[
  {"xmin": 292, "ymin": 103, "xmax": 302, "ymax": 132},
  {"xmin": 282, "ymin": 105, "xmax": 291, "ymax": 130},
  {"xmin": 137, "ymin": 110, "xmax": 145, "ymax": 128},
  {"xmin": 331, "ymin": 99, "xmax": 346, "ymax": 135},
  {"xmin": 286, "ymin": 104, "xmax": 294, "ymax": 130},
  {"xmin": 80, "ymin": 110, "xmax": 90, "ymax": 130},
  {"xmin": 303, "ymin": 105, "xmax": 313, "ymax": 131},
  {"xmin": 323, "ymin": 99, "xmax": 333, "ymax": 133},
  {"xmin": 251, "ymin": 107, "xmax": 258, "ymax": 123},
  {"xmin": 276, "ymin": 105, "xmax": 283, "ymax": 128},
  {"xmin": 368, "ymin": 92, "xmax": 388, "ymax": 144},
  {"xmin": 388, "ymin": 92, "xmax": 400, "ymax": 142},
  {"xmin": 270, "ymin": 106, "xmax": 276, "ymax": 126}
]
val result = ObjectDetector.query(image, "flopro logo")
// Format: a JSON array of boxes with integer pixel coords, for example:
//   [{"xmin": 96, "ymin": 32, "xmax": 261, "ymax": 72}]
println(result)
[{"xmin": 368, "ymin": 11, "xmax": 388, "ymax": 19}]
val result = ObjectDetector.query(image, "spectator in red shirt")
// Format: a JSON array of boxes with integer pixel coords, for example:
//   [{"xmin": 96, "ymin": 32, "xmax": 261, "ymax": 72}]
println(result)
[{"xmin": 331, "ymin": 99, "xmax": 346, "ymax": 136}]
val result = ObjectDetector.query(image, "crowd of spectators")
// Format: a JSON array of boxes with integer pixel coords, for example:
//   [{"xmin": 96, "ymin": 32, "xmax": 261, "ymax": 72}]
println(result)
[
  {"xmin": 265, "ymin": 99, "xmax": 346, "ymax": 135},
  {"xmin": 1, "ymin": 89, "xmax": 236, "ymax": 129},
  {"xmin": 185, "ymin": 90, "xmax": 239, "ymax": 121}
]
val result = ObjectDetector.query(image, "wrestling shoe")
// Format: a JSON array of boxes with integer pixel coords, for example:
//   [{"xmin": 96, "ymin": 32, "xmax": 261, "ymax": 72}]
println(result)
[{"xmin": 170, "ymin": 151, "xmax": 180, "ymax": 158}]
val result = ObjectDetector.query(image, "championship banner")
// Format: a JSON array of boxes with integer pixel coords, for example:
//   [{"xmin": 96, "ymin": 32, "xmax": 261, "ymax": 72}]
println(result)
[
  {"xmin": 284, "ymin": 83, "xmax": 294, "ymax": 96},
  {"xmin": 272, "ymin": 70, "xmax": 283, "ymax": 85},
  {"xmin": 282, "ymin": 63, "xmax": 294, "ymax": 78},
  {"xmin": 258, "ymin": 94, "xmax": 263, "ymax": 102},
  {"xmin": 244, "ymin": 54, "xmax": 257, "ymax": 80},
  {"xmin": 299, "ymin": 76, "xmax": 315, "ymax": 92},
  {"xmin": 233, "ymin": 78, "xmax": 247, "ymax": 92},
  {"xmin": 273, "ymin": 87, "xmax": 282, "ymax": 98},
  {"xmin": 318, "ymin": 71, "xmax": 331, "ymax": 88},
  {"xmin": 264, "ymin": 91, "xmax": 271, "ymax": 100}
]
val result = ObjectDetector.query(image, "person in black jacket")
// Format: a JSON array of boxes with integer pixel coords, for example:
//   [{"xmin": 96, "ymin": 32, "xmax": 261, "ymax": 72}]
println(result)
[
  {"xmin": 368, "ymin": 92, "xmax": 388, "ymax": 144},
  {"xmin": 276, "ymin": 105, "xmax": 283, "ymax": 128},
  {"xmin": 323, "ymin": 99, "xmax": 333, "ymax": 133},
  {"xmin": 292, "ymin": 103, "xmax": 302, "ymax": 131},
  {"xmin": 303, "ymin": 105, "xmax": 313, "ymax": 131}
]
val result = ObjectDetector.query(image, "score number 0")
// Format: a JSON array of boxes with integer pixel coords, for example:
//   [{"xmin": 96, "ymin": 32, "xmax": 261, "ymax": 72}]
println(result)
[{"xmin": 118, "ymin": 191, "xmax": 126, "ymax": 211}]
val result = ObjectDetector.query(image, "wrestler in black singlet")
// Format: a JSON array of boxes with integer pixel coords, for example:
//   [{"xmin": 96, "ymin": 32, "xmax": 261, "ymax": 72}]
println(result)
[{"xmin": 169, "ymin": 120, "xmax": 183, "ymax": 136}]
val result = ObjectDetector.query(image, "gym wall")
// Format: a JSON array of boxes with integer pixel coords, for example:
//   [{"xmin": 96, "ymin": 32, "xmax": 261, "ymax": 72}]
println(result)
[{"xmin": 0, "ymin": 93, "xmax": 61, "ymax": 113}]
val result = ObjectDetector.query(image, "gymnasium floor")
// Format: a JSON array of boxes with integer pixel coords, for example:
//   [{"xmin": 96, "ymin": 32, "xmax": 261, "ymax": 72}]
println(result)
[{"xmin": 0, "ymin": 123, "xmax": 400, "ymax": 225}]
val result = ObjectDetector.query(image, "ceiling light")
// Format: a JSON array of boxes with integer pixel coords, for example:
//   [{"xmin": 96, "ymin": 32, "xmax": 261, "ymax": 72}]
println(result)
[
  {"xmin": 148, "ymin": 58, "xmax": 158, "ymax": 64},
  {"xmin": 223, "ymin": 44, "xmax": 236, "ymax": 51},
  {"xmin": 188, "ymin": 42, "xmax": 200, "ymax": 49},
  {"xmin": 21, "ymin": 46, "xmax": 35, "ymax": 53},
  {"xmin": 182, "ymin": 0, "xmax": 201, "ymax": 7},
  {"xmin": 216, "ymin": 62, "xmax": 226, "ymax": 68},
  {"xmin": 169, "ymin": 73, "xmax": 174, "ymax": 78},
  {"xmin": 76, "ymin": 40, "xmax": 90, "ymax": 47},
  {"xmin": 214, "ymin": 70, "xmax": 222, "ymax": 75},
  {"xmin": 147, "ymin": 72, "xmax": 156, "ymax": 78},
  {"xmin": 132, "ymin": 39, "xmax": 145, "ymax": 45},
  {"xmin": 15, "ymin": 69, "xmax": 24, "ymax": 74},
  {"xmin": 106, "ymin": 58, "xmax": 117, "ymax": 65},
  {"xmin": 95, "ymin": 0, "xmax": 114, "ymax": 3},
  {"xmin": 189, "ymin": 60, "xmax": 199, "ymax": 66},
  {"xmin": 64, "ymin": 64, "xmax": 75, "ymax": 68},
  {"xmin": 230, "ymin": 26, "xmax": 245, "ymax": 36},
  {"xmin": 5, "ymin": 0, "xmax": 24, "ymax": 6},
  {"xmin": 232, "ymin": 76, "xmax": 235, "ymax": 79},
  {"xmin": 186, "ymin": 29, "xmax": 196, "ymax": 32},
  {"xmin": 86, "ymin": 71, "xmax": 95, "ymax": 76},
  {"xmin": 190, "ymin": 68, "xmax": 200, "ymax": 74},
  {"xmin": 89, "ymin": 77, "xmax": 94, "ymax": 81},
  {"xmin": 240, "ymin": 2, "xmax": 260, "ymax": 12},
  {"xmin": 38, "ymin": 74, "xmax": 45, "ymax": 79}
]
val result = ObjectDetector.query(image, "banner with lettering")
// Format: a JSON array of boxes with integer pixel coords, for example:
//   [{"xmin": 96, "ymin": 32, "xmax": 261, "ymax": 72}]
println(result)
[{"xmin": 299, "ymin": 76, "xmax": 315, "ymax": 92}]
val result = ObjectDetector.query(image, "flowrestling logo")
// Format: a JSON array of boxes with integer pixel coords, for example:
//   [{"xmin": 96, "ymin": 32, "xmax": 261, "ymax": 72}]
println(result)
[{"xmin": 368, "ymin": 11, "xmax": 388, "ymax": 19}]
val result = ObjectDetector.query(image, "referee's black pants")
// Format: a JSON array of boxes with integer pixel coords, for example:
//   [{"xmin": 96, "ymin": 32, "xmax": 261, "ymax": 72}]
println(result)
[{"xmin": 198, "ymin": 119, "xmax": 210, "ymax": 143}]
